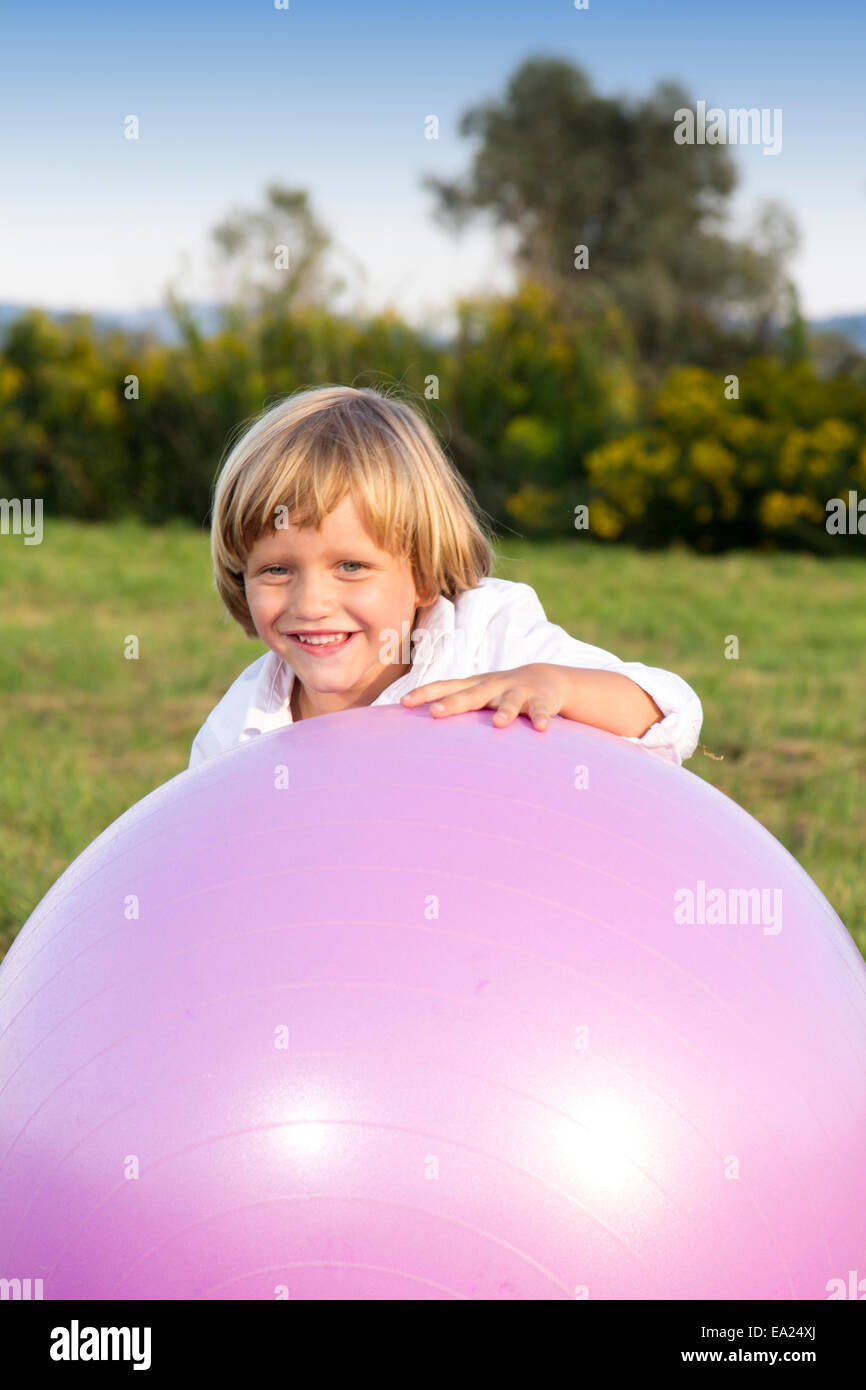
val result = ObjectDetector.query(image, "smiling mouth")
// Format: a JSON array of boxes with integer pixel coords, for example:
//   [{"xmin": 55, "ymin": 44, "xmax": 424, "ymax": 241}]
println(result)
[{"xmin": 285, "ymin": 631, "xmax": 359, "ymax": 653}]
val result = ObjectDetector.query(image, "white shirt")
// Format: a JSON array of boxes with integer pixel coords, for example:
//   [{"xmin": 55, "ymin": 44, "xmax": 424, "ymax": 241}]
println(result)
[{"xmin": 188, "ymin": 576, "xmax": 703, "ymax": 769}]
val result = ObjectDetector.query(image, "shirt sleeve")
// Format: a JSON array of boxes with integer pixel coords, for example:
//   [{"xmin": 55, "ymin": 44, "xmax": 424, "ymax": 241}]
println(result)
[{"xmin": 480, "ymin": 580, "xmax": 703, "ymax": 766}]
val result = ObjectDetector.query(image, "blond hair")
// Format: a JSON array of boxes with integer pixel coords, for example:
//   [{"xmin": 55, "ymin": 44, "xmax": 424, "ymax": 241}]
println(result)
[{"xmin": 210, "ymin": 384, "xmax": 496, "ymax": 637}]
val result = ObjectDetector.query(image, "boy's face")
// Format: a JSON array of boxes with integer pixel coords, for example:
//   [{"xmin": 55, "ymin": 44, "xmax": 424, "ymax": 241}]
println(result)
[{"xmin": 243, "ymin": 493, "xmax": 432, "ymax": 718}]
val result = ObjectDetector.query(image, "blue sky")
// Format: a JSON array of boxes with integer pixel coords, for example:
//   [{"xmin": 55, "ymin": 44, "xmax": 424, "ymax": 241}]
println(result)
[{"xmin": 0, "ymin": 0, "xmax": 863, "ymax": 327}]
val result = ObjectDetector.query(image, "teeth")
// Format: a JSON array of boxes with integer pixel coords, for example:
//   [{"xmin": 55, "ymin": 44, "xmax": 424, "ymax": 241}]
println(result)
[{"xmin": 295, "ymin": 633, "xmax": 349, "ymax": 645}]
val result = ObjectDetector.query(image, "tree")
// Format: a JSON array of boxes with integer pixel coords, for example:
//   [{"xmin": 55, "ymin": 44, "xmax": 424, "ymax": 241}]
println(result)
[
  {"xmin": 424, "ymin": 57, "xmax": 799, "ymax": 367},
  {"xmin": 165, "ymin": 185, "xmax": 346, "ymax": 346}
]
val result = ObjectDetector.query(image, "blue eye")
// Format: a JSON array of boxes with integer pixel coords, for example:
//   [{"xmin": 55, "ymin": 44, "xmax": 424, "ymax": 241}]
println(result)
[{"xmin": 262, "ymin": 562, "xmax": 367, "ymax": 576}]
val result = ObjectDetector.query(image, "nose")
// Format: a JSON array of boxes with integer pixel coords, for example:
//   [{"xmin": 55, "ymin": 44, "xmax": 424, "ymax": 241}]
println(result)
[{"xmin": 284, "ymin": 571, "xmax": 338, "ymax": 622}]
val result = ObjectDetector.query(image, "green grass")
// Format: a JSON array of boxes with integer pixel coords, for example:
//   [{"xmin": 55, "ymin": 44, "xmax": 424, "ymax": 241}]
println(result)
[{"xmin": 1, "ymin": 519, "xmax": 864, "ymax": 960}]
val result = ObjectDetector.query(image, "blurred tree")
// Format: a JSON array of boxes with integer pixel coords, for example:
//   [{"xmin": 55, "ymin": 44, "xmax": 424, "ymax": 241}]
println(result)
[
  {"xmin": 165, "ymin": 185, "xmax": 345, "ymax": 347},
  {"xmin": 779, "ymin": 280, "xmax": 809, "ymax": 367},
  {"xmin": 424, "ymin": 57, "xmax": 800, "ymax": 369},
  {"xmin": 212, "ymin": 184, "xmax": 338, "ymax": 312}
]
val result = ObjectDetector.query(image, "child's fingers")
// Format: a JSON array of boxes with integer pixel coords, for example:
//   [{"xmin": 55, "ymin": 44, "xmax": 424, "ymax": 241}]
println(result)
[
  {"xmin": 404, "ymin": 671, "xmax": 553, "ymax": 730},
  {"xmin": 528, "ymin": 699, "xmax": 550, "ymax": 730},
  {"xmin": 491, "ymin": 687, "xmax": 531, "ymax": 727},
  {"xmin": 430, "ymin": 691, "xmax": 483, "ymax": 715},
  {"xmin": 428, "ymin": 680, "xmax": 498, "ymax": 717},
  {"xmin": 401, "ymin": 678, "xmax": 473, "ymax": 705},
  {"xmin": 493, "ymin": 696, "xmax": 550, "ymax": 730}
]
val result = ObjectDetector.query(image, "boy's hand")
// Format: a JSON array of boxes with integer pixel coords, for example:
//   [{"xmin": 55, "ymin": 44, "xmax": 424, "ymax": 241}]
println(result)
[{"xmin": 400, "ymin": 663, "xmax": 566, "ymax": 731}]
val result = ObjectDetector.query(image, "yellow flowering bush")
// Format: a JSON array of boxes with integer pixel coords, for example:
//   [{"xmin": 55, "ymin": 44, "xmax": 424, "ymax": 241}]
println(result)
[
  {"xmin": 505, "ymin": 483, "xmax": 563, "ymax": 531},
  {"xmin": 1, "ymin": 291, "xmax": 863, "ymax": 550},
  {"xmin": 760, "ymin": 491, "xmax": 826, "ymax": 530},
  {"xmin": 653, "ymin": 367, "xmax": 727, "ymax": 435},
  {"xmin": 580, "ymin": 363, "xmax": 865, "ymax": 549},
  {"xmin": 587, "ymin": 498, "xmax": 625, "ymax": 539}
]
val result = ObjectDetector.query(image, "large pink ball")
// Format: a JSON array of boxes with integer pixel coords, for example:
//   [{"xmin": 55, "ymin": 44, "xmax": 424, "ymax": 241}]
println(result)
[{"xmin": 1, "ymin": 707, "xmax": 864, "ymax": 1300}]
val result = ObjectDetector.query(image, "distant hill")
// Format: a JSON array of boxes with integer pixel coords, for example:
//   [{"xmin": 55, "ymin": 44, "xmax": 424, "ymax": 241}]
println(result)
[
  {"xmin": 0, "ymin": 301, "xmax": 223, "ymax": 346},
  {"xmin": 807, "ymin": 314, "xmax": 866, "ymax": 352},
  {"xmin": 1, "ymin": 300, "xmax": 865, "ymax": 352}
]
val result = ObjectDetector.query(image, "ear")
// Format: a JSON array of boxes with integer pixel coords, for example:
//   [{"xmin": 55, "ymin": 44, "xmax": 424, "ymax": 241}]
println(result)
[{"xmin": 411, "ymin": 565, "xmax": 439, "ymax": 610}]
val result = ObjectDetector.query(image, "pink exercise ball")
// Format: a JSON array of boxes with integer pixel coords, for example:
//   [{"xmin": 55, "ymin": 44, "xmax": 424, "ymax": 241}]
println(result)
[{"xmin": 1, "ymin": 706, "xmax": 864, "ymax": 1300}]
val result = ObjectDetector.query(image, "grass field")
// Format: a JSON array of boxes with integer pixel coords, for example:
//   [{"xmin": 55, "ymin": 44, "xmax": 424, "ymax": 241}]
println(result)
[{"xmin": 1, "ymin": 517, "xmax": 864, "ymax": 960}]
